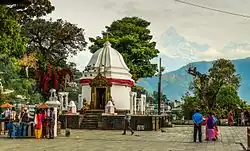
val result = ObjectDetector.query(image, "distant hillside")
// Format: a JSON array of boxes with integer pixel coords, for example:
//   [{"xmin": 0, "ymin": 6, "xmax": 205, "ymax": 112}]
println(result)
[{"xmin": 137, "ymin": 57, "xmax": 250, "ymax": 103}]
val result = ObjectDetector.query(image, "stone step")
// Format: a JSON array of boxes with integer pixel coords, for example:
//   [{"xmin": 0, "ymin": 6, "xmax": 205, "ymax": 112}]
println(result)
[
  {"xmin": 85, "ymin": 115, "xmax": 98, "ymax": 118},
  {"xmin": 82, "ymin": 120, "xmax": 98, "ymax": 124},
  {"xmin": 81, "ymin": 126, "xmax": 98, "ymax": 129},
  {"xmin": 86, "ymin": 109, "xmax": 104, "ymax": 114}
]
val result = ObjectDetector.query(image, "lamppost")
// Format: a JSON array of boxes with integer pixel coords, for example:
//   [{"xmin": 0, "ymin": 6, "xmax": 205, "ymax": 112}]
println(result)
[{"xmin": 157, "ymin": 58, "xmax": 162, "ymax": 115}]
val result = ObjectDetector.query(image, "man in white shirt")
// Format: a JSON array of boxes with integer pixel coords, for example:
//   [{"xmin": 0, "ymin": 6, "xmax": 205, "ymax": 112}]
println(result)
[
  {"xmin": 1, "ymin": 107, "xmax": 11, "ymax": 135},
  {"xmin": 2, "ymin": 108, "xmax": 11, "ymax": 120}
]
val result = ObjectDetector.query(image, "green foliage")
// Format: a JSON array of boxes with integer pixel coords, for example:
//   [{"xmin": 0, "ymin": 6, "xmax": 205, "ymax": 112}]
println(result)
[
  {"xmin": 89, "ymin": 17, "xmax": 159, "ymax": 81},
  {"xmin": 21, "ymin": 18, "xmax": 87, "ymax": 68},
  {"xmin": 182, "ymin": 58, "xmax": 244, "ymax": 119},
  {"xmin": 216, "ymin": 86, "xmax": 241, "ymax": 111},
  {"xmin": 9, "ymin": 0, "xmax": 55, "ymax": 22},
  {"xmin": 0, "ymin": 5, "xmax": 26, "ymax": 62},
  {"xmin": 152, "ymin": 91, "xmax": 167, "ymax": 104},
  {"xmin": 182, "ymin": 96, "xmax": 207, "ymax": 119}
]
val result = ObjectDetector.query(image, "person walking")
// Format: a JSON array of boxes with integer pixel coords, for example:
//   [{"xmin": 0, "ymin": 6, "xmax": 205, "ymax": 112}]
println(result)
[
  {"xmin": 241, "ymin": 111, "xmax": 245, "ymax": 126},
  {"xmin": 228, "ymin": 110, "xmax": 234, "ymax": 127},
  {"xmin": 192, "ymin": 109, "xmax": 203, "ymax": 143},
  {"xmin": 122, "ymin": 113, "xmax": 134, "ymax": 135}
]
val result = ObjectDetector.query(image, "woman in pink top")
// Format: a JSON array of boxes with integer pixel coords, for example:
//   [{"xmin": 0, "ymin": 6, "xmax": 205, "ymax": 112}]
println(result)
[{"xmin": 35, "ymin": 109, "xmax": 43, "ymax": 139}]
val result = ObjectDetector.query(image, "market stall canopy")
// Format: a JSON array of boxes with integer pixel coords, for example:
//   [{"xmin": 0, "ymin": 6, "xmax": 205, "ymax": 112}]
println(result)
[
  {"xmin": 0, "ymin": 102, "xmax": 14, "ymax": 108},
  {"xmin": 38, "ymin": 104, "xmax": 49, "ymax": 109}
]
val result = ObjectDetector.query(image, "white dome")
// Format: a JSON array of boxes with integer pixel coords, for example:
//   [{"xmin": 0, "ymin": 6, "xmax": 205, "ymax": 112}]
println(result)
[
  {"xmin": 87, "ymin": 42, "xmax": 129, "ymax": 70},
  {"xmin": 82, "ymin": 41, "xmax": 133, "ymax": 80}
]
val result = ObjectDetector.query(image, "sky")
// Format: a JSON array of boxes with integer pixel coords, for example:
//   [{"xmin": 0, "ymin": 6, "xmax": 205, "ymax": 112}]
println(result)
[{"xmin": 47, "ymin": 0, "xmax": 250, "ymax": 71}]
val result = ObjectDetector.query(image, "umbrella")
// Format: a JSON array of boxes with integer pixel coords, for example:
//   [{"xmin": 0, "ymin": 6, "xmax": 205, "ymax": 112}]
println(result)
[
  {"xmin": 38, "ymin": 104, "xmax": 49, "ymax": 109},
  {"xmin": 0, "ymin": 102, "xmax": 14, "ymax": 108}
]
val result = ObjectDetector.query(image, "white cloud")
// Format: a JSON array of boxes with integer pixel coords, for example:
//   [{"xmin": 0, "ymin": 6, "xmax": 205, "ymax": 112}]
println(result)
[
  {"xmin": 196, "ymin": 48, "xmax": 223, "ymax": 61},
  {"xmin": 48, "ymin": 0, "xmax": 250, "ymax": 71},
  {"xmin": 194, "ymin": 47, "xmax": 250, "ymax": 61},
  {"xmin": 67, "ymin": 51, "xmax": 92, "ymax": 71}
]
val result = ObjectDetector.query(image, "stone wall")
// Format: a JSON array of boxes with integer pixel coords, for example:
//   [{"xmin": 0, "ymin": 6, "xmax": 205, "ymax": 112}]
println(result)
[
  {"xmin": 59, "ymin": 114, "xmax": 83, "ymax": 129},
  {"xmin": 98, "ymin": 115, "xmax": 167, "ymax": 131},
  {"xmin": 98, "ymin": 115, "xmax": 124, "ymax": 130}
]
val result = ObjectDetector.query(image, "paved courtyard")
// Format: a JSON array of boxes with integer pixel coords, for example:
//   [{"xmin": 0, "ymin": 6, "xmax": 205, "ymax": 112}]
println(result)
[{"xmin": 0, "ymin": 126, "xmax": 247, "ymax": 151}]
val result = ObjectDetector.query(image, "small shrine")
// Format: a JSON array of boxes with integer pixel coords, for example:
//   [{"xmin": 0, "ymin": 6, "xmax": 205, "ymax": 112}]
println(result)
[
  {"xmin": 80, "ymin": 41, "xmax": 134, "ymax": 111},
  {"xmin": 68, "ymin": 101, "xmax": 77, "ymax": 114},
  {"xmin": 103, "ymin": 100, "xmax": 117, "ymax": 115}
]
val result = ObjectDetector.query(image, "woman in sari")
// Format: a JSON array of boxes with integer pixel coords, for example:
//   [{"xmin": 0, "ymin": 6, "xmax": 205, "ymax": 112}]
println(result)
[
  {"xmin": 206, "ymin": 112, "xmax": 215, "ymax": 141},
  {"xmin": 228, "ymin": 110, "xmax": 234, "ymax": 127},
  {"xmin": 35, "ymin": 109, "xmax": 43, "ymax": 139}
]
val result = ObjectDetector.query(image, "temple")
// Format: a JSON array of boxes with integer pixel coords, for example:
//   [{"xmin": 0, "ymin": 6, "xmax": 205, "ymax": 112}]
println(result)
[{"xmin": 80, "ymin": 41, "xmax": 134, "ymax": 111}]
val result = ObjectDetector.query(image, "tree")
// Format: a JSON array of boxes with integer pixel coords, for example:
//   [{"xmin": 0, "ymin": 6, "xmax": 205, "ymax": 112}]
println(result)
[
  {"xmin": 184, "ymin": 58, "xmax": 243, "ymax": 119},
  {"xmin": 9, "ymin": 0, "xmax": 55, "ymax": 22},
  {"xmin": 18, "ymin": 52, "xmax": 38, "ymax": 78},
  {"xmin": 0, "ymin": 5, "xmax": 26, "ymax": 62},
  {"xmin": 151, "ymin": 91, "xmax": 167, "ymax": 104},
  {"xmin": 21, "ymin": 18, "xmax": 87, "ymax": 68},
  {"xmin": 187, "ymin": 59, "xmax": 240, "ymax": 109},
  {"xmin": 216, "ymin": 86, "xmax": 241, "ymax": 114},
  {"xmin": 0, "ymin": 5, "xmax": 26, "ymax": 86},
  {"xmin": 89, "ymin": 17, "xmax": 159, "ymax": 81}
]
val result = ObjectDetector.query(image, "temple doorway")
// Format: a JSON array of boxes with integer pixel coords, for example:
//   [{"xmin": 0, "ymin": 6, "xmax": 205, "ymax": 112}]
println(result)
[{"xmin": 96, "ymin": 88, "xmax": 106, "ymax": 109}]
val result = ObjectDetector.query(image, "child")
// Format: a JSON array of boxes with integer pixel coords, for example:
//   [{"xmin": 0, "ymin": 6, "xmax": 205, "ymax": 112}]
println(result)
[{"xmin": 213, "ymin": 114, "xmax": 219, "ymax": 140}]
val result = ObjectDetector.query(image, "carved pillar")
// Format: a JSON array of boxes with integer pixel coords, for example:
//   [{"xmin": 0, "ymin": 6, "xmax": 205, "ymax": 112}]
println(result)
[
  {"xmin": 130, "ymin": 92, "xmax": 133, "ymax": 114},
  {"xmin": 141, "ymin": 94, "xmax": 146, "ymax": 115},
  {"xmin": 65, "ymin": 92, "xmax": 69, "ymax": 111},
  {"xmin": 140, "ymin": 98, "xmax": 143, "ymax": 115},
  {"xmin": 78, "ymin": 94, "xmax": 83, "ymax": 110},
  {"xmin": 54, "ymin": 107, "xmax": 58, "ymax": 137},
  {"xmin": 132, "ymin": 92, "xmax": 137, "ymax": 114},
  {"xmin": 58, "ymin": 93, "xmax": 64, "ymax": 111}
]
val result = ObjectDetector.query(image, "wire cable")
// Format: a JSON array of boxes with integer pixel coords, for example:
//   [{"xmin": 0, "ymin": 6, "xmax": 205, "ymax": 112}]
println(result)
[{"xmin": 175, "ymin": 0, "xmax": 250, "ymax": 19}]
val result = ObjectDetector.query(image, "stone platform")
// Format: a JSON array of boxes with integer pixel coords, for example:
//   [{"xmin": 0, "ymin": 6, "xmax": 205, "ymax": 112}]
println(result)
[{"xmin": 0, "ymin": 126, "xmax": 247, "ymax": 151}]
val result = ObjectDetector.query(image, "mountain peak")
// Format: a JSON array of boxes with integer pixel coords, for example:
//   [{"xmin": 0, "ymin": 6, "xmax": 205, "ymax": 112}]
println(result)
[{"xmin": 166, "ymin": 26, "xmax": 177, "ymax": 34}]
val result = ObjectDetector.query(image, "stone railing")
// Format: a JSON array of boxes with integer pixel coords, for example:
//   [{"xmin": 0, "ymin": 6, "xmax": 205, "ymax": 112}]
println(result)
[
  {"xmin": 172, "ymin": 120, "xmax": 194, "ymax": 125},
  {"xmin": 172, "ymin": 119, "xmax": 229, "ymax": 125}
]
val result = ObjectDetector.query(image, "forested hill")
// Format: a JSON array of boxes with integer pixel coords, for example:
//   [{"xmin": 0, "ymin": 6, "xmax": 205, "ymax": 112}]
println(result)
[{"xmin": 137, "ymin": 57, "xmax": 250, "ymax": 103}]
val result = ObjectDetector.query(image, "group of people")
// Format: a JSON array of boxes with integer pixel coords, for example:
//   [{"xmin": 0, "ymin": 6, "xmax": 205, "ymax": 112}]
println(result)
[
  {"xmin": 192, "ymin": 109, "xmax": 219, "ymax": 142},
  {"xmin": 0, "ymin": 106, "xmax": 55, "ymax": 139},
  {"xmin": 35, "ymin": 108, "xmax": 56, "ymax": 139}
]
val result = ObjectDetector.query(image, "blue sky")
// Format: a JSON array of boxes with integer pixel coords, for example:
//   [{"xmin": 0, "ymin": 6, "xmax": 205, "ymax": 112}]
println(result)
[{"xmin": 47, "ymin": 0, "xmax": 250, "ymax": 71}]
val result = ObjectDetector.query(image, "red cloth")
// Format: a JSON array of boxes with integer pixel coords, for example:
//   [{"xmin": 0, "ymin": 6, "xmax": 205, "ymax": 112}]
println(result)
[
  {"xmin": 80, "ymin": 78, "xmax": 134, "ymax": 87},
  {"xmin": 214, "ymin": 125, "xmax": 219, "ymax": 137},
  {"xmin": 228, "ymin": 112, "xmax": 234, "ymax": 126},
  {"xmin": 202, "ymin": 116, "xmax": 208, "ymax": 125},
  {"xmin": 35, "ymin": 113, "xmax": 43, "ymax": 129}
]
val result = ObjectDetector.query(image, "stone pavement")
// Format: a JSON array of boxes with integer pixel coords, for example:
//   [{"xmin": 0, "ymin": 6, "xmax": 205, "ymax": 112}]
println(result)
[{"xmin": 0, "ymin": 126, "xmax": 247, "ymax": 151}]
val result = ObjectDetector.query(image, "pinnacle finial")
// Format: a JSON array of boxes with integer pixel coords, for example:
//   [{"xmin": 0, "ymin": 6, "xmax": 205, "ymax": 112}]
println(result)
[{"xmin": 103, "ymin": 41, "xmax": 111, "ymax": 47}]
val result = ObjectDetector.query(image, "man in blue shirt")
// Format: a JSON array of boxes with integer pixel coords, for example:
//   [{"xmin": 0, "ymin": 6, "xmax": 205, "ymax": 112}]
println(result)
[{"xmin": 192, "ymin": 109, "xmax": 203, "ymax": 142}]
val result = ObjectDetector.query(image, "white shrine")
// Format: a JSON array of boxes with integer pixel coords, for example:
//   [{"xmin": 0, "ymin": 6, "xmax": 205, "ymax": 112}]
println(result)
[
  {"xmin": 68, "ymin": 100, "xmax": 77, "ymax": 114},
  {"xmin": 80, "ymin": 41, "xmax": 135, "ymax": 111}
]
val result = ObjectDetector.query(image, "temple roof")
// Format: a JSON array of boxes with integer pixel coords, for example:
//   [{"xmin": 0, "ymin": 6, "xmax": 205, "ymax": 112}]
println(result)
[
  {"xmin": 81, "ymin": 41, "xmax": 133, "ymax": 83},
  {"xmin": 87, "ymin": 41, "xmax": 129, "ymax": 71}
]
